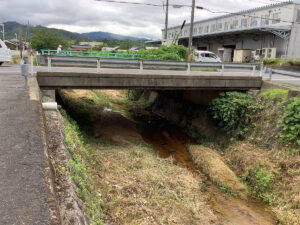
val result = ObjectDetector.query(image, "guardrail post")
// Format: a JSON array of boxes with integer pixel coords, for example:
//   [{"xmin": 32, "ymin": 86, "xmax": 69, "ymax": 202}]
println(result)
[
  {"xmin": 269, "ymin": 68, "xmax": 273, "ymax": 80},
  {"xmin": 221, "ymin": 64, "xmax": 225, "ymax": 75},
  {"xmin": 139, "ymin": 60, "xmax": 143, "ymax": 72},
  {"xmin": 259, "ymin": 63, "xmax": 264, "ymax": 77},
  {"xmin": 97, "ymin": 58, "xmax": 101, "ymax": 73},
  {"xmin": 187, "ymin": 63, "xmax": 191, "ymax": 75},
  {"xmin": 21, "ymin": 57, "xmax": 29, "ymax": 87},
  {"xmin": 252, "ymin": 65, "xmax": 256, "ymax": 76},
  {"xmin": 47, "ymin": 57, "xmax": 51, "ymax": 71},
  {"xmin": 30, "ymin": 54, "xmax": 34, "ymax": 76}
]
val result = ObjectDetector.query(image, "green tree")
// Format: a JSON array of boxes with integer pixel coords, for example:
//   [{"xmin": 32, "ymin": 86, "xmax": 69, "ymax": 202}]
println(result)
[{"xmin": 30, "ymin": 26, "xmax": 61, "ymax": 51}]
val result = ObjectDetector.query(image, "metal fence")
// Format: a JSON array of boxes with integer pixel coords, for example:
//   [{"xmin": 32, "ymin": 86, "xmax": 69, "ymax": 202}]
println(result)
[
  {"xmin": 37, "ymin": 54, "xmax": 259, "ymax": 75},
  {"xmin": 40, "ymin": 49, "xmax": 157, "ymax": 60}
]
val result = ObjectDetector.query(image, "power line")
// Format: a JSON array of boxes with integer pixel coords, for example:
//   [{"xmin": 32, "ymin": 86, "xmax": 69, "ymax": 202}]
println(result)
[{"xmin": 95, "ymin": 0, "xmax": 300, "ymax": 25}]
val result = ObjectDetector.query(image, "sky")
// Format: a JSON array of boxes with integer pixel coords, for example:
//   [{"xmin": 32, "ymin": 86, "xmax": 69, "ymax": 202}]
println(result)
[{"xmin": 0, "ymin": 0, "xmax": 297, "ymax": 39}]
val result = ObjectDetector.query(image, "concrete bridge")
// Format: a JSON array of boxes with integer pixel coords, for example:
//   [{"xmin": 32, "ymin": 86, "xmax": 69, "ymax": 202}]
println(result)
[{"xmin": 37, "ymin": 69, "xmax": 262, "ymax": 90}]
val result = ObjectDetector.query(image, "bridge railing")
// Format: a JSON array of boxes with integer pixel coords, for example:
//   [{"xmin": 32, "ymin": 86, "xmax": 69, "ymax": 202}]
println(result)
[
  {"xmin": 40, "ymin": 49, "xmax": 157, "ymax": 60},
  {"xmin": 37, "ymin": 54, "xmax": 260, "ymax": 75}
]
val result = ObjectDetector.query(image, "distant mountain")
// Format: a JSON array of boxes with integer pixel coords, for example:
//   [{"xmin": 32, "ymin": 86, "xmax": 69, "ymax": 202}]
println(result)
[
  {"xmin": 2, "ymin": 21, "xmax": 89, "ymax": 41},
  {"xmin": 2, "ymin": 21, "xmax": 148, "ymax": 42},
  {"xmin": 82, "ymin": 31, "xmax": 148, "ymax": 41}
]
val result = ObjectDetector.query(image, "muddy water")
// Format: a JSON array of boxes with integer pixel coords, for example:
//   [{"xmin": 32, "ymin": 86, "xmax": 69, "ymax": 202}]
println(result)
[{"xmin": 134, "ymin": 115, "xmax": 278, "ymax": 225}]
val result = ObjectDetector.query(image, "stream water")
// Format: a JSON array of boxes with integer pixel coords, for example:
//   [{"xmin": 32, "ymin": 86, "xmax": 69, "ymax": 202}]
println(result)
[
  {"xmin": 133, "ymin": 114, "xmax": 278, "ymax": 225},
  {"xmin": 59, "ymin": 92, "xmax": 278, "ymax": 225}
]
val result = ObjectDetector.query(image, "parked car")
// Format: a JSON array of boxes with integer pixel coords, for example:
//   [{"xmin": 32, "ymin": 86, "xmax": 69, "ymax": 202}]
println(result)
[
  {"xmin": 194, "ymin": 50, "xmax": 221, "ymax": 63},
  {"xmin": 0, "ymin": 39, "xmax": 11, "ymax": 66}
]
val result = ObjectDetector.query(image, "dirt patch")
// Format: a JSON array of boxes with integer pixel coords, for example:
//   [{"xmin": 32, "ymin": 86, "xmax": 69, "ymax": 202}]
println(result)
[{"xmin": 94, "ymin": 111, "xmax": 142, "ymax": 145}]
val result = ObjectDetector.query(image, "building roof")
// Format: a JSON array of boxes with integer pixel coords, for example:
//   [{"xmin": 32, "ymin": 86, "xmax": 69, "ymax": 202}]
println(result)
[{"xmin": 163, "ymin": 1, "xmax": 295, "ymax": 31}]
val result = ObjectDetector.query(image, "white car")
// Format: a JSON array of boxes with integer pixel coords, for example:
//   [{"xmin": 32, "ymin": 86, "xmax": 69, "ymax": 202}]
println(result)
[
  {"xmin": 0, "ymin": 39, "xmax": 11, "ymax": 66},
  {"xmin": 194, "ymin": 50, "xmax": 221, "ymax": 63}
]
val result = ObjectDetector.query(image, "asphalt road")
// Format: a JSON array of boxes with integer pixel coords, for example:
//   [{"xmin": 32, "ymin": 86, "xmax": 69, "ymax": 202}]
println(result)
[{"xmin": 0, "ymin": 64, "xmax": 52, "ymax": 225}]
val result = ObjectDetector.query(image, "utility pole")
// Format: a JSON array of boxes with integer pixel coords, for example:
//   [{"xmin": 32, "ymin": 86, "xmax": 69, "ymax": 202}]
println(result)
[
  {"xmin": 0, "ymin": 24, "xmax": 4, "ymax": 40},
  {"xmin": 187, "ymin": 0, "xmax": 195, "ymax": 63},
  {"xmin": 163, "ymin": 0, "xmax": 169, "ymax": 45}
]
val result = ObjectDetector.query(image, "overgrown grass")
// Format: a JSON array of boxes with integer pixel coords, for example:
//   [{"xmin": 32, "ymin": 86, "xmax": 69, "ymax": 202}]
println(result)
[
  {"xmin": 242, "ymin": 167, "xmax": 274, "ymax": 204},
  {"xmin": 262, "ymin": 58, "xmax": 300, "ymax": 66},
  {"xmin": 258, "ymin": 89, "xmax": 289, "ymax": 102},
  {"xmin": 61, "ymin": 109, "xmax": 105, "ymax": 225}
]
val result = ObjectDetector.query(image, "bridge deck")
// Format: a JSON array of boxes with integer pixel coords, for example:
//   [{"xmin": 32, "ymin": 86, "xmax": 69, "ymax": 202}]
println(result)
[{"xmin": 37, "ymin": 68, "xmax": 262, "ymax": 90}]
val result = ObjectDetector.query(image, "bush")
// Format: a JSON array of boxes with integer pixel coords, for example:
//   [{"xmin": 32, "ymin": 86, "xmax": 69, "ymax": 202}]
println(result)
[
  {"xmin": 279, "ymin": 97, "xmax": 300, "ymax": 149},
  {"xmin": 262, "ymin": 58, "xmax": 280, "ymax": 66},
  {"xmin": 137, "ymin": 44, "xmax": 188, "ymax": 61},
  {"xmin": 209, "ymin": 92, "xmax": 258, "ymax": 136},
  {"xmin": 242, "ymin": 167, "xmax": 274, "ymax": 204}
]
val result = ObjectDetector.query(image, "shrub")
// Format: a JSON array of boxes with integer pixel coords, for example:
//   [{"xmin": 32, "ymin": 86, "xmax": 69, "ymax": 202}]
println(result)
[
  {"xmin": 279, "ymin": 97, "xmax": 300, "ymax": 149},
  {"xmin": 138, "ymin": 44, "xmax": 187, "ymax": 61},
  {"xmin": 209, "ymin": 92, "xmax": 258, "ymax": 136},
  {"xmin": 242, "ymin": 167, "xmax": 274, "ymax": 204},
  {"xmin": 262, "ymin": 58, "xmax": 280, "ymax": 66}
]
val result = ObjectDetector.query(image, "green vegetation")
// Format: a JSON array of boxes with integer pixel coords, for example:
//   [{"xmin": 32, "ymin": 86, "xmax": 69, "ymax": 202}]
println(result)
[
  {"xmin": 31, "ymin": 27, "xmax": 61, "ymax": 51},
  {"xmin": 138, "ymin": 45, "xmax": 188, "ymax": 61},
  {"xmin": 258, "ymin": 89, "xmax": 288, "ymax": 102},
  {"xmin": 127, "ymin": 90, "xmax": 144, "ymax": 101},
  {"xmin": 262, "ymin": 58, "xmax": 300, "ymax": 66},
  {"xmin": 61, "ymin": 109, "xmax": 104, "ymax": 225},
  {"xmin": 242, "ymin": 167, "xmax": 274, "ymax": 204},
  {"xmin": 279, "ymin": 97, "xmax": 300, "ymax": 150},
  {"xmin": 209, "ymin": 92, "xmax": 258, "ymax": 136}
]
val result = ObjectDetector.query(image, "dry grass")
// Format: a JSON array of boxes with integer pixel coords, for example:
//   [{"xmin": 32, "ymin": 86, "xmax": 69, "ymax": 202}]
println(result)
[
  {"xmin": 92, "ymin": 143, "xmax": 217, "ymax": 225},
  {"xmin": 224, "ymin": 142, "xmax": 300, "ymax": 225},
  {"xmin": 188, "ymin": 145, "xmax": 247, "ymax": 196}
]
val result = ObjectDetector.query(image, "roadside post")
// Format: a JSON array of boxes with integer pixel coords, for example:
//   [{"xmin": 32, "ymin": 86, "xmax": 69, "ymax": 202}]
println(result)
[
  {"xmin": 259, "ymin": 63, "xmax": 264, "ymax": 77},
  {"xmin": 139, "ymin": 60, "xmax": 144, "ymax": 72},
  {"xmin": 97, "ymin": 58, "xmax": 101, "ymax": 73},
  {"xmin": 30, "ymin": 53, "xmax": 34, "ymax": 76},
  {"xmin": 221, "ymin": 64, "xmax": 225, "ymax": 75},
  {"xmin": 21, "ymin": 57, "xmax": 29, "ymax": 87},
  {"xmin": 252, "ymin": 65, "xmax": 256, "ymax": 76},
  {"xmin": 47, "ymin": 56, "xmax": 51, "ymax": 71},
  {"xmin": 269, "ymin": 68, "xmax": 273, "ymax": 80}
]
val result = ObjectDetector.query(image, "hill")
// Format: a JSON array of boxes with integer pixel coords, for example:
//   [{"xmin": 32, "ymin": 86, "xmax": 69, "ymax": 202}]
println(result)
[
  {"xmin": 3, "ymin": 21, "xmax": 89, "ymax": 41},
  {"xmin": 82, "ymin": 31, "xmax": 148, "ymax": 41},
  {"xmin": 2, "ymin": 21, "xmax": 148, "ymax": 42}
]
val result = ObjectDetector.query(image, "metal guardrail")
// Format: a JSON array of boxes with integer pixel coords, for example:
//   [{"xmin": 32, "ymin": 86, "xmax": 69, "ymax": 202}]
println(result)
[
  {"xmin": 37, "ymin": 55, "xmax": 260, "ymax": 75},
  {"xmin": 271, "ymin": 69, "xmax": 300, "ymax": 78},
  {"xmin": 40, "ymin": 49, "xmax": 157, "ymax": 60}
]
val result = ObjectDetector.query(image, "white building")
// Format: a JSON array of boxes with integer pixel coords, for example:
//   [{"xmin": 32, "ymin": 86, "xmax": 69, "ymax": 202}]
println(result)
[{"xmin": 163, "ymin": 1, "xmax": 300, "ymax": 61}]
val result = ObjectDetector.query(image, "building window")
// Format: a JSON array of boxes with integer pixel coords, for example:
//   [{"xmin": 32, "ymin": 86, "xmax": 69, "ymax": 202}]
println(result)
[
  {"xmin": 194, "ymin": 27, "xmax": 197, "ymax": 34},
  {"xmin": 224, "ymin": 22, "xmax": 229, "ymax": 31},
  {"xmin": 261, "ymin": 15, "xmax": 270, "ymax": 26},
  {"xmin": 205, "ymin": 25, "xmax": 209, "ymax": 33},
  {"xmin": 297, "ymin": 10, "xmax": 300, "ymax": 22},
  {"xmin": 198, "ymin": 27, "xmax": 203, "ymax": 34},
  {"xmin": 272, "ymin": 13, "xmax": 280, "ymax": 24},
  {"xmin": 217, "ymin": 23, "xmax": 223, "ymax": 31},
  {"xmin": 210, "ymin": 24, "xmax": 216, "ymax": 32},
  {"xmin": 184, "ymin": 30, "xmax": 187, "ymax": 36},
  {"xmin": 251, "ymin": 18, "xmax": 258, "ymax": 27},
  {"xmin": 241, "ymin": 18, "xmax": 248, "ymax": 28},
  {"xmin": 231, "ymin": 20, "xmax": 239, "ymax": 29}
]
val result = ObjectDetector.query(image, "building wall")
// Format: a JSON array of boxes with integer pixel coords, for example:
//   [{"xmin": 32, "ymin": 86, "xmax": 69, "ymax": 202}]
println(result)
[
  {"xmin": 163, "ymin": 3, "xmax": 295, "ymax": 41},
  {"xmin": 287, "ymin": 4, "xmax": 300, "ymax": 58}
]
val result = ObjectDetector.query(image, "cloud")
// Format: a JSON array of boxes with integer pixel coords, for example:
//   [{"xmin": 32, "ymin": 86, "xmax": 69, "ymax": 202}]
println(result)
[{"xmin": 0, "ymin": 0, "xmax": 269, "ymax": 39}]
